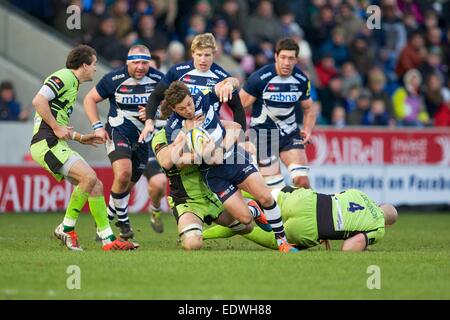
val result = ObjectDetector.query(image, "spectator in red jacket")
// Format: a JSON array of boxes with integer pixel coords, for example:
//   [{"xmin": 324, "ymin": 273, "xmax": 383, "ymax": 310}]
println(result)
[
  {"xmin": 434, "ymin": 99, "xmax": 450, "ymax": 127},
  {"xmin": 315, "ymin": 54, "xmax": 338, "ymax": 88},
  {"xmin": 396, "ymin": 31, "xmax": 426, "ymax": 78}
]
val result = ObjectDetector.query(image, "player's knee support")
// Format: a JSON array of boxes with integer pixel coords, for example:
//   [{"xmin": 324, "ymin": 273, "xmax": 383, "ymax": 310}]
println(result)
[
  {"xmin": 179, "ymin": 223, "xmax": 203, "ymax": 250},
  {"xmin": 264, "ymin": 174, "xmax": 285, "ymax": 189},
  {"xmin": 288, "ymin": 164, "xmax": 310, "ymax": 179}
]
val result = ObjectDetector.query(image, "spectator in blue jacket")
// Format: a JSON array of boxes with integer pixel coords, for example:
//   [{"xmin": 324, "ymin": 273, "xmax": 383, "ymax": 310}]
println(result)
[{"xmin": 0, "ymin": 81, "xmax": 28, "ymax": 121}]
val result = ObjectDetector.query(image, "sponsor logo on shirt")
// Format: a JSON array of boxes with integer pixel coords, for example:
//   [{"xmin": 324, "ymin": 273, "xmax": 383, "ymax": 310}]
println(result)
[
  {"xmin": 290, "ymin": 84, "xmax": 299, "ymax": 92},
  {"xmin": 195, "ymin": 95, "xmax": 203, "ymax": 109},
  {"xmin": 117, "ymin": 93, "xmax": 149, "ymax": 104},
  {"xmin": 176, "ymin": 64, "xmax": 191, "ymax": 71},
  {"xmin": 189, "ymin": 85, "xmax": 209, "ymax": 96},
  {"xmin": 119, "ymin": 86, "xmax": 133, "ymax": 93},
  {"xmin": 206, "ymin": 78, "xmax": 217, "ymax": 86},
  {"xmin": 182, "ymin": 75, "xmax": 196, "ymax": 84},
  {"xmin": 48, "ymin": 76, "xmax": 64, "ymax": 90},
  {"xmin": 260, "ymin": 72, "xmax": 272, "ymax": 80},
  {"xmin": 112, "ymin": 74, "xmax": 126, "ymax": 81},
  {"xmin": 267, "ymin": 84, "xmax": 279, "ymax": 91},
  {"xmin": 267, "ymin": 92, "xmax": 300, "ymax": 102},
  {"xmin": 214, "ymin": 69, "xmax": 227, "ymax": 78},
  {"xmin": 170, "ymin": 118, "xmax": 179, "ymax": 129},
  {"xmin": 243, "ymin": 165, "xmax": 254, "ymax": 174},
  {"xmin": 150, "ymin": 73, "xmax": 162, "ymax": 80},
  {"xmin": 295, "ymin": 73, "xmax": 306, "ymax": 81}
]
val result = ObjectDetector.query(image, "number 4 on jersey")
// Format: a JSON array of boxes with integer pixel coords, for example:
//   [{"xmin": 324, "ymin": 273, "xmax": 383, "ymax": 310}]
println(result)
[{"xmin": 348, "ymin": 202, "xmax": 365, "ymax": 213}]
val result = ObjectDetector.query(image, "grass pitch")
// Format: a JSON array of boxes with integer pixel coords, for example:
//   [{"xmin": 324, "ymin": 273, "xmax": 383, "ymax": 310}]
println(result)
[{"xmin": 0, "ymin": 212, "xmax": 449, "ymax": 300}]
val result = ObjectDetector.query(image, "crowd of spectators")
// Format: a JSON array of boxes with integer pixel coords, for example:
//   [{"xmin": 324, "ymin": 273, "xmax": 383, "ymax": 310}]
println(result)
[{"xmin": 7, "ymin": 0, "xmax": 450, "ymax": 127}]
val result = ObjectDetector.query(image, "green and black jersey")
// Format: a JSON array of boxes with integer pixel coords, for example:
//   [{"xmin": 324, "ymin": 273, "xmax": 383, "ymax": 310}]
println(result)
[
  {"xmin": 151, "ymin": 129, "xmax": 212, "ymax": 204},
  {"xmin": 31, "ymin": 68, "xmax": 80, "ymax": 146},
  {"xmin": 277, "ymin": 187, "xmax": 386, "ymax": 249}
]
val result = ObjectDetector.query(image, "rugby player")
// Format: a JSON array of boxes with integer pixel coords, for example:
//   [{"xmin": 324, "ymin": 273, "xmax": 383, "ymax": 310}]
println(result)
[
  {"xmin": 239, "ymin": 38, "xmax": 316, "ymax": 189},
  {"xmin": 139, "ymin": 55, "xmax": 167, "ymax": 233},
  {"xmin": 151, "ymin": 127, "xmax": 254, "ymax": 250},
  {"xmin": 83, "ymin": 45, "xmax": 164, "ymax": 239},
  {"xmin": 139, "ymin": 33, "xmax": 246, "ymax": 140},
  {"xmin": 204, "ymin": 187, "xmax": 398, "ymax": 252},
  {"xmin": 161, "ymin": 81, "xmax": 299, "ymax": 253},
  {"xmin": 30, "ymin": 45, "xmax": 138, "ymax": 251}
]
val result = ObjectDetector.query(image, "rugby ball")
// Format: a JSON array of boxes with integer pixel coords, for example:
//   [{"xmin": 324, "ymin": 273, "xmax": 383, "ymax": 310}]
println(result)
[{"xmin": 186, "ymin": 127, "xmax": 211, "ymax": 156}]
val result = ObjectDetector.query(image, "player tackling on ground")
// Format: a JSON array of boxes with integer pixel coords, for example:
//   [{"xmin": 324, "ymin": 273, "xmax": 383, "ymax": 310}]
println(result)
[
  {"xmin": 139, "ymin": 33, "xmax": 246, "ymax": 232},
  {"xmin": 159, "ymin": 81, "xmax": 299, "ymax": 252},
  {"xmin": 204, "ymin": 187, "xmax": 398, "ymax": 251}
]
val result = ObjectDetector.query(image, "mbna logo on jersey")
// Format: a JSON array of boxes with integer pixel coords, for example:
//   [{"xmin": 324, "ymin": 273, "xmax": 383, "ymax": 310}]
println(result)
[
  {"xmin": 267, "ymin": 92, "xmax": 299, "ymax": 102},
  {"xmin": 119, "ymin": 94, "xmax": 149, "ymax": 104},
  {"xmin": 189, "ymin": 85, "xmax": 208, "ymax": 95}
]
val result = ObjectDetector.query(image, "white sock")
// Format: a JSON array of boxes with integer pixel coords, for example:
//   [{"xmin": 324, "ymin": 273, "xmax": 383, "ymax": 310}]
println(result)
[
  {"xmin": 111, "ymin": 192, "xmax": 130, "ymax": 223},
  {"xmin": 262, "ymin": 201, "xmax": 287, "ymax": 246}
]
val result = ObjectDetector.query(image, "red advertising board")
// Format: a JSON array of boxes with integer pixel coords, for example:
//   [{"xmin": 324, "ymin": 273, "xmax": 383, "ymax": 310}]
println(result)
[
  {"xmin": 1, "ymin": 128, "xmax": 449, "ymax": 212},
  {"xmin": 306, "ymin": 128, "xmax": 450, "ymax": 165},
  {"xmin": 0, "ymin": 166, "xmax": 154, "ymax": 213}
]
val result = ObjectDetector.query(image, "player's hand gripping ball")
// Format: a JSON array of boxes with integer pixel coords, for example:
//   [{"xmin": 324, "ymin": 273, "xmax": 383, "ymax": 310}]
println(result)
[{"xmin": 186, "ymin": 127, "xmax": 211, "ymax": 156}]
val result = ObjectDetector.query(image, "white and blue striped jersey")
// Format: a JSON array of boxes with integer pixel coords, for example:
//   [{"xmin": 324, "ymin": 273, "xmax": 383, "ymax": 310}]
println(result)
[
  {"xmin": 165, "ymin": 89, "xmax": 225, "ymax": 148},
  {"xmin": 96, "ymin": 65, "xmax": 164, "ymax": 136},
  {"xmin": 162, "ymin": 61, "xmax": 230, "ymax": 112},
  {"xmin": 243, "ymin": 64, "xmax": 311, "ymax": 136}
]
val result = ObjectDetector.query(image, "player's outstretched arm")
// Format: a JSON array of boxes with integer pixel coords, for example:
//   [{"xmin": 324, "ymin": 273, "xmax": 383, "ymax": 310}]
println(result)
[
  {"xmin": 71, "ymin": 131, "xmax": 104, "ymax": 147},
  {"xmin": 226, "ymin": 90, "xmax": 247, "ymax": 131},
  {"xmin": 139, "ymin": 82, "xmax": 170, "ymax": 143},
  {"xmin": 215, "ymin": 77, "xmax": 240, "ymax": 103},
  {"xmin": 83, "ymin": 87, "xmax": 109, "ymax": 142},
  {"xmin": 146, "ymin": 81, "xmax": 169, "ymax": 120}
]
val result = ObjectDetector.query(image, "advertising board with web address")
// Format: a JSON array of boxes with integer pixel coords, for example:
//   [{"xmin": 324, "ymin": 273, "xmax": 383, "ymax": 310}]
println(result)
[{"xmin": 0, "ymin": 128, "xmax": 449, "ymax": 212}]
